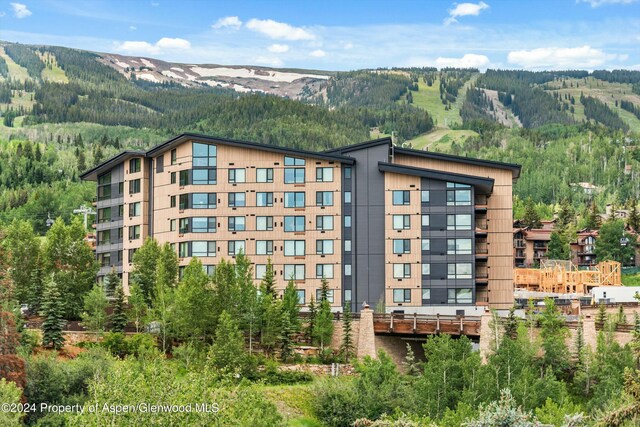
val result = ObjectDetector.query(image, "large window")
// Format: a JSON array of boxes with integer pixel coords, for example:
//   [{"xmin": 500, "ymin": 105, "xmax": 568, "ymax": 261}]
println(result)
[
  {"xmin": 421, "ymin": 215, "xmax": 430, "ymax": 227},
  {"xmin": 316, "ymin": 289, "xmax": 334, "ymax": 303},
  {"xmin": 193, "ymin": 193, "xmax": 217, "ymax": 209},
  {"xmin": 393, "ymin": 289, "xmax": 411, "ymax": 303},
  {"xmin": 447, "ymin": 238, "xmax": 472, "ymax": 255},
  {"xmin": 98, "ymin": 230, "xmax": 111, "ymax": 245},
  {"xmin": 192, "ymin": 142, "xmax": 217, "ymax": 167},
  {"xmin": 228, "ymin": 216, "xmax": 245, "ymax": 231},
  {"xmin": 192, "ymin": 217, "xmax": 216, "ymax": 233},
  {"xmin": 344, "ymin": 167, "xmax": 352, "ymax": 179},
  {"xmin": 421, "ymin": 190, "xmax": 430, "ymax": 203},
  {"xmin": 447, "ymin": 263, "xmax": 473, "ymax": 279},
  {"xmin": 316, "ymin": 264, "xmax": 334, "ymax": 279},
  {"xmin": 284, "ymin": 216, "xmax": 305, "ymax": 232},
  {"xmin": 129, "ymin": 158, "xmax": 141, "ymax": 173},
  {"xmin": 316, "ymin": 167, "xmax": 333, "ymax": 182},
  {"xmin": 447, "ymin": 214, "xmax": 472, "ymax": 230},
  {"xmin": 179, "ymin": 194, "xmax": 189, "ymax": 210},
  {"xmin": 256, "ymin": 240, "xmax": 274, "ymax": 255},
  {"xmin": 393, "ymin": 239, "xmax": 411, "ymax": 254},
  {"xmin": 179, "ymin": 170, "xmax": 189, "ymax": 186},
  {"xmin": 284, "ymin": 192, "xmax": 305, "ymax": 208},
  {"xmin": 284, "ymin": 264, "xmax": 305, "ymax": 280},
  {"xmin": 316, "ymin": 215, "xmax": 334, "ymax": 231},
  {"xmin": 192, "ymin": 241, "xmax": 216, "ymax": 257},
  {"xmin": 255, "ymin": 264, "xmax": 266, "ymax": 280},
  {"xmin": 316, "ymin": 240, "xmax": 334, "ymax": 255},
  {"xmin": 393, "ymin": 264, "xmax": 411, "ymax": 279},
  {"xmin": 228, "ymin": 240, "xmax": 245, "ymax": 256},
  {"xmin": 284, "ymin": 156, "xmax": 305, "ymax": 166},
  {"xmin": 448, "ymin": 288, "xmax": 473, "ymax": 304},
  {"xmin": 393, "ymin": 215, "xmax": 410, "ymax": 230},
  {"xmin": 422, "ymin": 264, "xmax": 431, "ymax": 276},
  {"xmin": 392, "ymin": 190, "xmax": 410, "ymax": 205},
  {"xmin": 296, "ymin": 290, "xmax": 305, "ymax": 305},
  {"xmin": 256, "ymin": 216, "xmax": 273, "ymax": 231},
  {"xmin": 192, "ymin": 168, "xmax": 216, "ymax": 185},
  {"xmin": 284, "ymin": 240, "xmax": 305, "ymax": 256},
  {"xmin": 203, "ymin": 265, "xmax": 216, "ymax": 276},
  {"xmin": 256, "ymin": 168, "xmax": 273, "ymax": 183},
  {"xmin": 178, "ymin": 242, "xmax": 188, "ymax": 258},
  {"xmin": 256, "ymin": 192, "xmax": 274, "ymax": 207},
  {"xmin": 284, "ymin": 167, "xmax": 305, "ymax": 184},
  {"xmin": 129, "ymin": 179, "xmax": 141, "ymax": 194},
  {"xmin": 344, "ymin": 216, "xmax": 351, "ymax": 227},
  {"xmin": 98, "ymin": 207, "xmax": 111, "ymax": 223},
  {"xmin": 179, "ymin": 218, "xmax": 189, "ymax": 234},
  {"xmin": 129, "ymin": 202, "xmax": 141, "ymax": 217},
  {"xmin": 129, "ymin": 225, "xmax": 140, "ymax": 240},
  {"xmin": 421, "ymin": 239, "xmax": 430, "ymax": 252},
  {"xmin": 446, "ymin": 183, "xmax": 471, "ymax": 206},
  {"xmin": 229, "ymin": 192, "xmax": 246, "ymax": 207},
  {"xmin": 228, "ymin": 168, "xmax": 246, "ymax": 183},
  {"xmin": 316, "ymin": 191, "xmax": 333, "ymax": 206}
]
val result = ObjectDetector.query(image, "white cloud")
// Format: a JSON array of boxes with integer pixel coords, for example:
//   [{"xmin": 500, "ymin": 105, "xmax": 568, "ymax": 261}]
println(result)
[
  {"xmin": 435, "ymin": 53, "xmax": 490, "ymax": 68},
  {"xmin": 343, "ymin": 42, "xmax": 354, "ymax": 50},
  {"xmin": 115, "ymin": 37, "xmax": 191, "ymax": 55},
  {"xmin": 150, "ymin": 2, "xmax": 159, "ymax": 6},
  {"xmin": 212, "ymin": 16, "xmax": 242, "ymax": 30},
  {"xmin": 246, "ymin": 18, "xmax": 314, "ymax": 40},
  {"xmin": 129, "ymin": 25, "xmax": 137, "ymax": 31},
  {"xmin": 578, "ymin": 0, "xmax": 639, "ymax": 7},
  {"xmin": 267, "ymin": 44, "xmax": 289, "ymax": 53},
  {"xmin": 11, "ymin": 3, "xmax": 31, "ymax": 18},
  {"xmin": 309, "ymin": 49, "xmax": 326, "ymax": 58},
  {"xmin": 507, "ymin": 45, "xmax": 622, "ymax": 69},
  {"xmin": 445, "ymin": 2, "xmax": 489, "ymax": 25}
]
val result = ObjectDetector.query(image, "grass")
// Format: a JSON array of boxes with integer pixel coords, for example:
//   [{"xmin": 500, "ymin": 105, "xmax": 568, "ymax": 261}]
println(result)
[
  {"xmin": 404, "ymin": 128, "xmax": 478, "ymax": 151},
  {"xmin": 622, "ymin": 274, "xmax": 640, "ymax": 287},
  {"xmin": 261, "ymin": 382, "xmax": 319, "ymax": 426},
  {"xmin": 0, "ymin": 46, "xmax": 30, "ymax": 83},
  {"xmin": 37, "ymin": 51, "xmax": 69, "ymax": 83}
]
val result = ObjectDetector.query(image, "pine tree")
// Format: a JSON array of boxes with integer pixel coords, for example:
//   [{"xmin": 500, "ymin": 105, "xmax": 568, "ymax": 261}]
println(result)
[
  {"xmin": 261, "ymin": 258, "xmax": 276, "ymax": 297},
  {"xmin": 110, "ymin": 282, "xmax": 127, "ymax": 333},
  {"xmin": 41, "ymin": 275, "xmax": 65, "ymax": 350},
  {"xmin": 547, "ymin": 231, "xmax": 570, "ymax": 260},
  {"xmin": 103, "ymin": 268, "xmax": 119, "ymax": 297},
  {"xmin": 503, "ymin": 306, "xmax": 519, "ymax": 341},
  {"xmin": 210, "ymin": 310, "xmax": 245, "ymax": 371},
  {"xmin": 629, "ymin": 199, "xmax": 640, "ymax": 232},
  {"xmin": 403, "ymin": 342, "xmax": 420, "ymax": 376},
  {"xmin": 522, "ymin": 197, "xmax": 542, "ymax": 229},
  {"xmin": 617, "ymin": 305, "xmax": 627, "ymax": 326},
  {"xmin": 585, "ymin": 201, "xmax": 601, "ymax": 230},
  {"xmin": 306, "ymin": 296, "xmax": 317, "ymax": 344},
  {"xmin": 313, "ymin": 278, "xmax": 334, "ymax": 350},
  {"xmin": 575, "ymin": 317, "xmax": 585, "ymax": 366},
  {"xmin": 556, "ymin": 199, "xmax": 574, "ymax": 230},
  {"xmin": 596, "ymin": 303, "xmax": 607, "ymax": 327},
  {"xmin": 279, "ymin": 313, "xmax": 294, "ymax": 362},
  {"xmin": 282, "ymin": 278, "xmax": 301, "ymax": 333},
  {"xmin": 260, "ymin": 294, "xmax": 281, "ymax": 355},
  {"xmin": 340, "ymin": 302, "xmax": 354, "ymax": 362}
]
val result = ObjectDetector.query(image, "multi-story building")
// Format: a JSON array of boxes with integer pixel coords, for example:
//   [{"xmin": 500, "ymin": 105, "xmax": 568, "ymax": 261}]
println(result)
[{"xmin": 82, "ymin": 134, "xmax": 520, "ymax": 313}]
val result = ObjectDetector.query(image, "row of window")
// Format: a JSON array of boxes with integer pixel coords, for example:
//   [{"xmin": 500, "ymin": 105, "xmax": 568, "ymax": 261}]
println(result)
[
  {"xmin": 97, "ymin": 225, "xmax": 140, "ymax": 244},
  {"xmin": 170, "ymin": 191, "xmax": 351, "ymax": 209},
  {"xmin": 391, "ymin": 184, "xmax": 471, "ymax": 206},
  {"xmin": 175, "ymin": 240, "xmax": 351, "ymax": 258},
  {"xmin": 391, "ymin": 262, "xmax": 473, "ymax": 279},
  {"xmin": 393, "ymin": 236, "xmax": 473, "ymax": 254},
  {"xmin": 391, "ymin": 214, "xmax": 472, "ymax": 230},
  {"xmin": 392, "ymin": 288, "xmax": 473, "ymax": 304}
]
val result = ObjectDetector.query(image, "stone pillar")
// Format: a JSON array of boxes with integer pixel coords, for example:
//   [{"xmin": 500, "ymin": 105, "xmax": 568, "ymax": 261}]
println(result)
[
  {"xmin": 357, "ymin": 308, "xmax": 377, "ymax": 360},
  {"xmin": 478, "ymin": 313, "xmax": 494, "ymax": 363}
]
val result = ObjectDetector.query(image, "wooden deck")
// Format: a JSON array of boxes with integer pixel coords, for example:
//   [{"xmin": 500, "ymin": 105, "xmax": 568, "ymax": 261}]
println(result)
[{"xmin": 373, "ymin": 313, "xmax": 482, "ymax": 337}]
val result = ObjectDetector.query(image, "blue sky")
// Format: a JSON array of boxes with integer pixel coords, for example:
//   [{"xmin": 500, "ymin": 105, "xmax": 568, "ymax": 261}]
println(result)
[{"xmin": 0, "ymin": 0, "xmax": 638, "ymax": 70}]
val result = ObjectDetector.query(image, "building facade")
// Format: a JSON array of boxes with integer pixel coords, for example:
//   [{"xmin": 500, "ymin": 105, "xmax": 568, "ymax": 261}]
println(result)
[{"xmin": 82, "ymin": 134, "xmax": 520, "ymax": 314}]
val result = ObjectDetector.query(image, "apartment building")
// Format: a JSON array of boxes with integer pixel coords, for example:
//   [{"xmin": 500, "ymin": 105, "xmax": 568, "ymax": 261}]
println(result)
[{"xmin": 81, "ymin": 134, "xmax": 520, "ymax": 313}]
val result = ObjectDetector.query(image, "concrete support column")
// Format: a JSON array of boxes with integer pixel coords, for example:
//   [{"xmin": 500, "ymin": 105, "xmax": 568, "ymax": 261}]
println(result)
[{"xmin": 357, "ymin": 308, "xmax": 377, "ymax": 360}]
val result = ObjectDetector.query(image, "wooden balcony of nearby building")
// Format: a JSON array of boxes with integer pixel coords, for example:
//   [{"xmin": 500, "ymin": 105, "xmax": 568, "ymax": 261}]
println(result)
[{"xmin": 373, "ymin": 313, "xmax": 481, "ymax": 337}]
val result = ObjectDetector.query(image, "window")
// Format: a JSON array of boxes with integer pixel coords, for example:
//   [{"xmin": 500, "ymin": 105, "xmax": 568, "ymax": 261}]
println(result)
[
  {"xmin": 192, "ymin": 217, "xmax": 216, "ymax": 233},
  {"xmin": 422, "ymin": 289, "xmax": 431, "ymax": 301},
  {"xmin": 284, "ymin": 192, "xmax": 305, "ymax": 208},
  {"xmin": 447, "ymin": 183, "xmax": 472, "ymax": 206},
  {"xmin": 316, "ymin": 264, "xmax": 334, "ymax": 279},
  {"xmin": 98, "ymin": 229, "xmax": 111, "ymax": 245},
  {"xmin": 393, "ymin": 215, "xmax": 410, "ymax": 230},
  {"xmin": 256, "ymin": 168, "xmax": 274, "ymax": 183},
  {"xmin": 171, "ymin": 172, "xmax": 176, "ymax": 184},
  {"xmin": 316, "ymin": 215, "xmax": 334, "ymax": 231},
  {"xmin": 392, "ymin": 190, "xmax": 410, "ymax": 205},
  {"xmin": 284, "ymin": 216, "xmax": 305, "ymax": 232},
  {"xmin": 170, "ymin": 219, "xmax": 176, "ymax": 231},
  {"xmin": 316, "ymin": 167, "xmax": 333, "ymax": 182},
  {"xmin": 171, "ymin": 149, "xmax": 177, "ymax": 165},
  {"xmin": 117, "ymin": 228, "xmax": 123, "ymax": 241},
  {"xmin": 192, "ymin": 168, "xmax": 216, "ymax": 185},
  {"xmin": 448, "ymin": 288, "xmax": 473, "ymax": 304},
  {"xmin": 344, "ymin": 167, "xmax": 352, "ymax": 179},
  {"xmin": 345, "ymin": 240, "xmax": 352, "ymax": 252},
  {"xmin": 447, "ymin": 214, "xmax": 472, "ymax": 230},
  {"xmin": 284, "ymin": 156, "xmax": 305, "ymax": 166},
  {"xmin": 178, "ymin": 242, "xmax": 188, "ymax": 258},
  {"xmin": 284, "ymin": 240, "xmax": 305, "ymax": 256},
  {"xmin": 256, "ymin": 216, "xmax": 273, "ymax": 231},
  {"xmin": 228, "ymin": 216, "xmax": 246, "ymax": 231},
  {"xmin": 256, "ymin": 192, "xmax": 274, "ymax": 207},
  {"xmin": 316, "ymin": 289, "xmax": 334, "ymax": 303},
  {"xmin": 98, "ymin": 207, "xmax": 111, "ymax": 223},
  {"xmin": 284, "ymin": 264, "xmax": 305, "ymax": 280},
  {"xmin": 179, "ymin": 194, "xmax": 189, "ymax": 210},
  {"xmin": 179, "ymin": 170, "xmax": 189, "ymax": 186},
  {"xmin": 98, "ymin": 173, "xmax": 111, "ymax": 185},
  {"xmin": 228, "ymin": 168, "xmax": 246, "ymax": 183},
  {"xmin": 193, "ymin": 193, "xmax": 216, "ymax": 209},
  {"xmin": 296, "ymin": 290, "xmax": 305, "ymax": 305},
  {"xmin": 345, "ymin": 216, "xmax": 352, "ymax": 227},
  {"xmin": 228, "ymin": 240, "xmax": 245, "ymax": 256},
  {"xmin": 128, "ymin": 248, "xmax": 138, "ymax": 262},
  {"xmin": 192, "ymin": 241, "xmax": 216, "ymax": 257},
  {"xmin": 203, "ymin": 265, "xmax": 216, "ymax": 276},
  {"xmin": 129, "ymin": 225, "xmax": 140, "ymax": 240},
  {"xmin": 118, "ymin": 205, "xmax": 124, "ymax": 217},
  {"xmin": 176, "ymin": 218, "xmax": 187, "ymax": 234},
  {"xmin": 98, "ymin": 252, "xmax": 111, "ymax": 267},
  {"xmin": 129, "ymin": 158, "xmax": 141, "ymax": 173},
  {"xmin": 448, "ymin": 263, "xmax": 473, "ymax": 279},
  {"xmin": 393, "ymin": 239, "xmax": 411, "ymax": 254},
  {"xmin": 284, "ymin": 167, "xmax": 305, "ymax": 184},
  {"xmin": 170, "ymin": 196, "xmax": 176, "ymax": 208},
  {"xmin": 393, "ymin": 289, "xmax": 411, "ymax": 303},
  {"xmin": 192, "ymin": 142, "xmax": 217, "ymax": 167},
  {"xmin": 447, "ymin": 238, "xmax": 472, "ymax": 255},
  {"xmin": 316, "ymin": 240, "xmax": 334, "ymax": 255},
  {"xmin": 345, "ymin": 264, "xmax": 352, "ymax": 276},
  {"xmin": 316, "ymin": 191, "xmax": 334, "ymax": 206},
  {"xmin": 129, "ymin": 202, "xmax": 141, "ymax": 217},
  {"xmin": 345, "ymin": 191, "xmax": 352, "ymax": 203},
  {"xmin": 393, "ymin": 264, "xmax": 411, "ymax": 279},
  {"xmin": 255, "ymin": 264, "xmax": 266, "ymax": 279},
  {"xmin": 228, "ymin": 192, "xmax": 246, "ymax": 207},
  {"xmin": 422, "ymin": 264, "xmax": 431, "ymax": 276},
  {"xmin": 344, "ymin": 290, "xmax": 352, "ymax": 303},
  {"xmin": 421, "ymin": 215, "xmax": 430, "ymax": 227},
  {"xmin": 118, "ymin": 182, "xmax": 124, "ymax": 195},
  {"xmin": 129, "ymin": 179, "xmax": 141, "ymax": 194},
  {"xmin": 256, "ymin": 240, "xmax": 273, "ymax": 255},
  {"xmin": 421, "ymin": 239, "xmax": 430, "ymax": 251},
  {"xmin": 421, "ymin": 190, "xmax": 430, "ymax": 203},
  {"xmin": 98, "ymin": 175, "xmax": 112, "ymax": 200}
]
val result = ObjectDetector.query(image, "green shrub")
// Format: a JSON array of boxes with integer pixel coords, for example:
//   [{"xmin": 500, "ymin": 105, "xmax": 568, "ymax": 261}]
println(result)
[
  {"xmin": 0, "ymin": 378, "xmax": 23, "ymax": 426},
  {"xmin": 101, "ymin": 332, "xmax": 128, "ymax": 357},
  {"xmin": 313, "ymin": 378, "xmax": 365, "ymax": 427}
]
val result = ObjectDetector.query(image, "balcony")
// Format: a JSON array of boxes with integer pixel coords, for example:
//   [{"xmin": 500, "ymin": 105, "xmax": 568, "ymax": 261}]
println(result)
[{"xmin": 514, "ymin": 239, "xmax": 525, "ymax": 249}]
